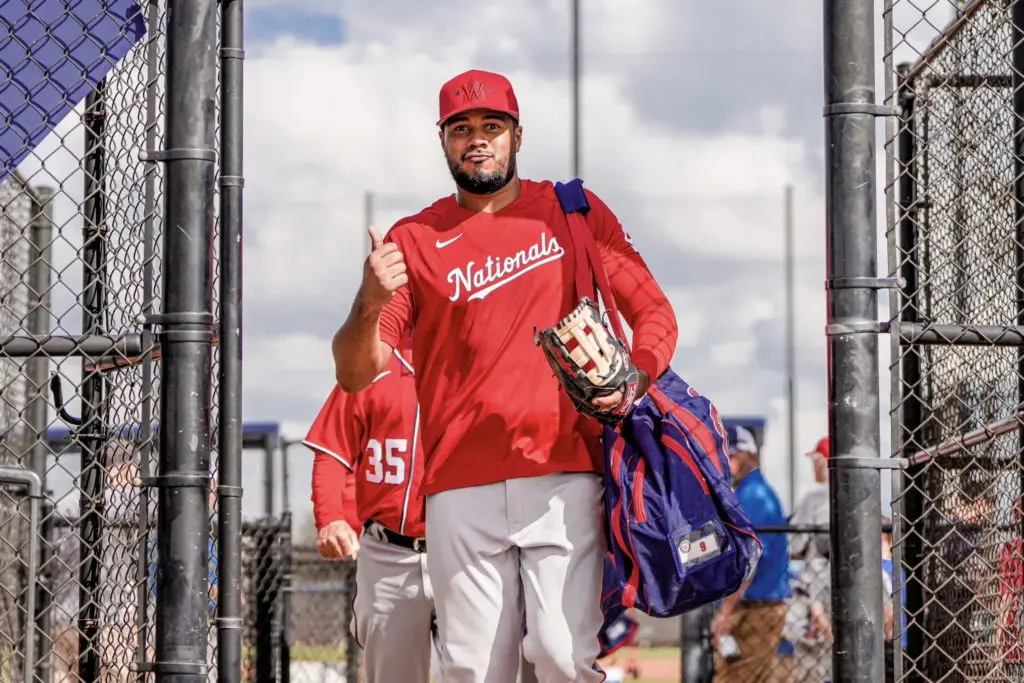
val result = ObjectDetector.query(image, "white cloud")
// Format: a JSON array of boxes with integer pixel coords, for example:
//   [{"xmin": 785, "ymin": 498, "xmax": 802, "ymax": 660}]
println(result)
[
  {"xmin": 709, "ymin": 339, "xmax": 759, "ymax": 368},
  {"xmin": 241, "ymin": 35, "xmax": 821, "ymax": 313},
  {"xmin": 243, "ymin": 332, "xmax": 336, "ymax": 399}
]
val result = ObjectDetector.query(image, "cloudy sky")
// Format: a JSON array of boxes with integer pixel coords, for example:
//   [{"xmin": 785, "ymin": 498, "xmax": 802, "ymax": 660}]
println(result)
[
  {"xmin": 240, "ymin": 0, "xmax": 832, "ymax": 528},
  {"xmin": 12, "ymin": 0, "xmax": 957, "ymax": 528}
]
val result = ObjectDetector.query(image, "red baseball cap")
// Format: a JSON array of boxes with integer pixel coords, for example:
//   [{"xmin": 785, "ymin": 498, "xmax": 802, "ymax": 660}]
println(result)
[
  {"xmin": 806, "ymin": 437, "xmax": 830, "ymax": 459},
  {"xmin": 437, "ymin": 69, "xmax": 520, "ymax": 127}
]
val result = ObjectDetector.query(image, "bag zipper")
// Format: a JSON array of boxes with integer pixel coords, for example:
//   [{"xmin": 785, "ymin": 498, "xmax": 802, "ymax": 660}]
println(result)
[
  {"xmin": 609, "ymin": 436, "xmax": 642, "ymax": 609},
  {"xmin": 649, "ymin": 387, "xmax": 724, "ymax": 477},
  {"xmin": 608, "ymin": 438, "xmax": 631, "ymax": 565},
  {"xmin": 660, "ymin": 433, "xmax": 710, "ymax": 496},
  {"xmin": 632, "ymin": 458, "xmax": 648, "ymax": 523}
]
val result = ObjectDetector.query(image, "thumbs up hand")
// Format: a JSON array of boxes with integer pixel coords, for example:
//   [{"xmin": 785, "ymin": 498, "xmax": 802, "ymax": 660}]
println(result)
[
  {"xmin": 368, "ymin": 225, "xmax": 384, "ymax": 251},
  {"xmin": 360, "ymin": 226, "xmax": 408, "ymax": 312}
]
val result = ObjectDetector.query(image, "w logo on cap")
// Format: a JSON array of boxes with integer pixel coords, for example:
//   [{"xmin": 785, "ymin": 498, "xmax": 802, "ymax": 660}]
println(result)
[
  {"xmin": 437, "ymin": 69, "xmax": 519, "ymax": 127},
  {"xmin": 457, "ymin": 80, "xmax": 490, "ymax": 103}
]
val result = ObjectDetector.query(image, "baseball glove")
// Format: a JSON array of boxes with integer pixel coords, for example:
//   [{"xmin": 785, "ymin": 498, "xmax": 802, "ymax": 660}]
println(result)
[{"xmin": 535, "ymin": 297, "xmax": 640, "ymax": 425}]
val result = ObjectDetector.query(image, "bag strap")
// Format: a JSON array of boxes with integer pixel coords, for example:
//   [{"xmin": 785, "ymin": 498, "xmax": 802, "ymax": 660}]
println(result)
[
  {"xmin": 551, "ymin": 179, "xmax": 597, "ymax": 306},
  {"xmin": 552, "ymin": 178, "xmax": 631, "ymax": 348}
]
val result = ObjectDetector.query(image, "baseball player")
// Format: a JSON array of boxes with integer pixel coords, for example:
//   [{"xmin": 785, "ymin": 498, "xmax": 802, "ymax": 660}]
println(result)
[
  {"xmin": 331, "ymin": 68, "xmax": 678, "ymax": 683},
  {"xmin": 306, "ymin": 336, "xmax": 547, "ymax": 683},
  {"xmin": 304, "ymin": 338, "xmax": 435, "ymax": 683}
]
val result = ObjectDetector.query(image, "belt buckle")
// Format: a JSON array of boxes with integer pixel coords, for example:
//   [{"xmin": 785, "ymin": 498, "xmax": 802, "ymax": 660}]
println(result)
[{"xmin": 412, "ymin": 537, "xmax": 426, "ymax": 553}]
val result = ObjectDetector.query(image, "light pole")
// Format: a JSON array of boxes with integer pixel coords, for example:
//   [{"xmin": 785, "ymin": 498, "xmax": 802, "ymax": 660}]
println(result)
[
  {"xmin": 571, "ymin": 0, "xmax": 580, "ymax": 177},
  {"xmin": 785, "ymin": 184, "xmax": 797, "ymax": 512}
]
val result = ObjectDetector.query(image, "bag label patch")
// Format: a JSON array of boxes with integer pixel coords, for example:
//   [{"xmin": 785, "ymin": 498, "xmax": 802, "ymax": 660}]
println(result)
[{"xmin": 676, "ymin": 524, "xmax": 723, "ymax": 567}]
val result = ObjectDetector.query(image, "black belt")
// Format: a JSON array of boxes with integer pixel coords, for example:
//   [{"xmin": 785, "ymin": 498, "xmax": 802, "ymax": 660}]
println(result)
[{"xmin": 364, "ymin": 520, "xmax": 426, "ymax": 553}]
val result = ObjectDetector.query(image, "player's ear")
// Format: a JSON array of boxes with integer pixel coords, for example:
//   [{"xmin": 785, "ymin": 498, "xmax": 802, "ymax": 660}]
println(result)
[{"xmin": 513, "ymin": 122, "xmax": 523, "ymax": 153}]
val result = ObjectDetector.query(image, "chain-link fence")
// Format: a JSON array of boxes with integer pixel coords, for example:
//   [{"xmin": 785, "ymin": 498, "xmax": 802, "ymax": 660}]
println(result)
[
  {"xmin": 0, "ymin": 466, "xmax": 42, "ymax": 683},
  {"xmin": 0, "ymin": 0, "xmax": 243, "ymax": 681},
  {"xmin": 884, "ymin": 0, "xmax": 1024, "ymax": 681},
  {"xmin": 284, "ymin": 549, "xmax": 360, "ymax": 683},
  {"xmin": 241, "ymin": 515, "xmax": 293, "ymax": 683},
  {"xmin": 236, "ymin": 527, "xmax": 360, "ymax": 683}
]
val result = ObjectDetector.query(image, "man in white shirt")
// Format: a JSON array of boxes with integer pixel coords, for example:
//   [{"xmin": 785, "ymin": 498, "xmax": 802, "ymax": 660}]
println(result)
[
  {"xmin": 786, "ymin": 436, "xmax": 833, "ymax": 682},
  {"xmin": 790, "ymin": 437, "xmax": 831, "ymax": 562}
]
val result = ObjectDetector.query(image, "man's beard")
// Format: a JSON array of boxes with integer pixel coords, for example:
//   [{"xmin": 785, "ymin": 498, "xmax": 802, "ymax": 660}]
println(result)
[{"xmin": 447, "ymin": 153, "xmax": 516, "ymax": 195}]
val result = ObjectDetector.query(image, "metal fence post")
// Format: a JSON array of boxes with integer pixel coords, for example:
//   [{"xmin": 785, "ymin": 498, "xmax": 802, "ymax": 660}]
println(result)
[
  {"xmin": 25, "ymin": 185, "xmax": 55, "ymax": 683},
  {"xmin": 822, "ymin": 0, "xmax": 887, "ymax": 680},
  {"xmin": 78, "ymin": 83, "xmax": 111, "ymax": 683},
  {"xmin": 153, "ymin": 0, "xmax": 219, "ymax": 679},
  {"xmin": 891, "ymin": 60, "xmax": 924, "ymax": 679},
  {"xmin": 36, "ymin": 499, "xmax": 56, "ymax": 683},
  {"xmin": 1012, "ymin": 0, "xmax": 1024, "ymax": 574},
  {"xmin": 280, "ymin": 438, "xmax": 291, "ymax": 514},
  {"xmin": 344, "ymin": 559, "xmax": 359, "ymax": 683},
  {"xmin": 251, "ymin": 519, "xmax": 284, "ymax": 683},
  {"xmin": 264, "ymin": 433, "xmax": 275, "ymax": 517},
  {"xmin": 25, "ymin": 186, "xmax": 54, "ymax": 483},
  {"xmin": 680, "ymin": 606, "xmax": 712, "ymax": 682},
  {"xmin": 279, "ymin": 513, "xmax": 292, "ymax": 683},
  {"xmin": 0, "ymin": 466, "xmax": 42, "ymax": 683},
  {"xmin": 135, "ymin": 2, "xmax": 164, "ymax": 677},
  {"xmin": 217, "ymin": 0, "xmax": 245, "ymax": 680}
]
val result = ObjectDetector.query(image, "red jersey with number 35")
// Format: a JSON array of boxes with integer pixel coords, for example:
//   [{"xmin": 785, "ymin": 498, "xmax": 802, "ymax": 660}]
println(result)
[
  {"xmin": 309, "ymin": 459, "xmax": 360, "ymax": 531},
  {"xmin": 378, "ymin": 179, "xmax": 677, "ymax": 496},
  {"xmin": 304, "ymin": 348, "xmax": 425, "ymax": 537}
]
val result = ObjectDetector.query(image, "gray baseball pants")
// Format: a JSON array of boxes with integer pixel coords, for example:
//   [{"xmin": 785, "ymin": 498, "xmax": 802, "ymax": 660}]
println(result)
[
  {"xmin": 352, "ymin": 522, "xmax": 436, "ymax": 683},
  {"xmin": 426, "ymin": 472, "xmax": 607, "ymax": 683}
]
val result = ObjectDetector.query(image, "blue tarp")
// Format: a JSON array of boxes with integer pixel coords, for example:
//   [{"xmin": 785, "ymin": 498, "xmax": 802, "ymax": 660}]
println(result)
[{"xmin": 1, "ymin": 0, "xmax": 147, "ymax": 181}]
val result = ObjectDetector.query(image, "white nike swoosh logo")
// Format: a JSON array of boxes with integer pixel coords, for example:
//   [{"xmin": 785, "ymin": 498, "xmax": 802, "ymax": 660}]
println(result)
[{"xmin": 435, "ymin": 234, "xmax": 463, "ymax": 248}]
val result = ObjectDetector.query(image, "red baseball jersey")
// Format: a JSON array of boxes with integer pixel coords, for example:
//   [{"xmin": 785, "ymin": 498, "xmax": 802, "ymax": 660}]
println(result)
[
  {"xmin": 304, "ymin": 348, "xmax": 425, "ymax": 537},
  {"xmin": 310, "ymin": 453, "xmax": 359, "ymax": 530},
  {"xmin": 378, "ymin": 179, "xmax": 677, "ymax": 496},
  {"xmin": 998, "ymin": 539, "xmax": 1023, "ymax": 662}
]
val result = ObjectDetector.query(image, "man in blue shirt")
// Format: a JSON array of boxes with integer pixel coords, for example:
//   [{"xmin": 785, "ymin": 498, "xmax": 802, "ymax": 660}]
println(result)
[
  {"xmin": 881, "ymin": 515, "xmax": 906, "ymax": 683},
  {"xmin": 147, "ymin": 535, "xmax": 220, "ymax": 609},
  {"xmin": 711, "ymin": 425, "xmax": 791, "ymax": 682},
  {"xmin": 147, "ymin": 475, "xmax": 220, "ymax": 610}
]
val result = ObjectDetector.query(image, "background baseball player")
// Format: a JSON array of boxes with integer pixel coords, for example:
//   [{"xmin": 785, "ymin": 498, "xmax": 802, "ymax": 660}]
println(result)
[
  {"xmin": 303, "ymin": 338, "xmax": 435, "ymax": 683},
  {"xmin": 331, "ymin": 68, "xmax": 678, "ymax": 683}
]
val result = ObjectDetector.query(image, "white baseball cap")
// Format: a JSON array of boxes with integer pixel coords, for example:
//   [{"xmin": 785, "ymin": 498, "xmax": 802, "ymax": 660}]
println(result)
[{"xmin": 727, "ymin": 425, "xmax": 758, "ymax": 456}]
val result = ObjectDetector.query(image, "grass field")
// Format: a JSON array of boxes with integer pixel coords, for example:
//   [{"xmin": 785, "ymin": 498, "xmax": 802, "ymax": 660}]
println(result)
[
  {"xmin": 289, "ymin": 644, "xmax": 682, "ymax": 682},
  {"xmin": 291, "ymin": 644, "xmax": 347, "ymax": 663}
]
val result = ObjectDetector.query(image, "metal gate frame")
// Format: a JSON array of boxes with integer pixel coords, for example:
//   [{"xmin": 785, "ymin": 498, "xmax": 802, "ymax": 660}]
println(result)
[
  {"xmin": 0, "ymin": 467, "xmax": 41, "ymax": 683},
  {"xmin": 822, "ymin": 1, "xmax": 890, "ymax": 680},
  {"xmin": 885, "ymin": 1, "xmax": 1024, "ymax": 681}
]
